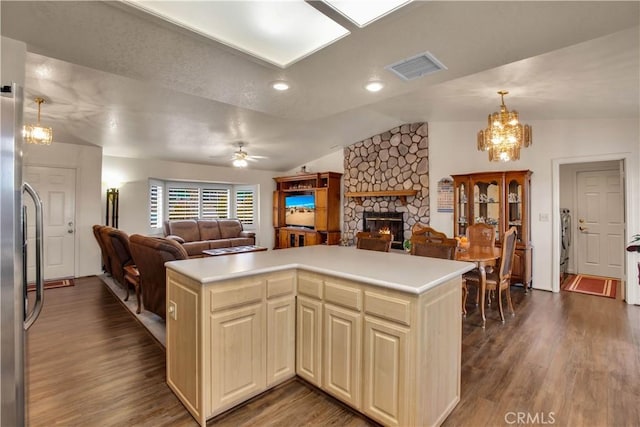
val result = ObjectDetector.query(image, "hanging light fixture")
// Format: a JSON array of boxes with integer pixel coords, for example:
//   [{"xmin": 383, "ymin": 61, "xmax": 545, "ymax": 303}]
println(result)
[
  {"xmin": 23, "ymin": 97, "xmax": 53, "ymax": 145},
  {"xmin": 477, "ymin": 90, "xmax": 531, "ymax": 162}
]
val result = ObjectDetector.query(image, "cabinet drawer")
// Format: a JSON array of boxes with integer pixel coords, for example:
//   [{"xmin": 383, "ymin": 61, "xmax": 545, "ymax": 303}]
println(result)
[
  {"xmin": 210, "ymin": 280, "xmax": 264, "ymax": 312},
  {"xmin": 298, "ymin": 275, "xmax": 323, "ymax": 299},
  {"xmin": 267, "ymin": 275, "xmax": 295, "ymax": 299},
  {"xmin": 324, "ymin": 281, "xmax": 362, "ymax": 311},
  {"xmin": 364, "ymin": 291, "xmax": 411, "ymax": 326}
]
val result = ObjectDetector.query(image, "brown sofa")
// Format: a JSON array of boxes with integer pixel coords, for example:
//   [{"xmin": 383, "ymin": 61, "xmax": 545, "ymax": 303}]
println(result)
[
  {"xmin": 163, "ymin": 219, "xmax": 255, "ymax": 258},
  {"xmin": 93, "ymin": 225, "xmax": 134, "ymax": 288},
  {"xmin": 129, "ymin": 235, "xmax": 188, "ymax": 319}
]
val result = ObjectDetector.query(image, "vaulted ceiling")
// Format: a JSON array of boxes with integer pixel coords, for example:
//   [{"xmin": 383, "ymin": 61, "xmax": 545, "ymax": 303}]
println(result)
[{"xmin": 2, "ymin": 1, "xmax": 638, "ymax": 171}]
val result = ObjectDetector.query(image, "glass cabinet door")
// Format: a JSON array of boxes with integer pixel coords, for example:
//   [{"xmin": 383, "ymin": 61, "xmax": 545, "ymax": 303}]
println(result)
[
  {"xmin": 453, "ymin": 178, "xmax": 469, "ymax": 237},
  {"xmin": 472, "ymin": 177, "xmax": 502, "ymax": 244},
  {"xmin": 507, "ymin": 178, "xmax": 523, "ymax": 243}
]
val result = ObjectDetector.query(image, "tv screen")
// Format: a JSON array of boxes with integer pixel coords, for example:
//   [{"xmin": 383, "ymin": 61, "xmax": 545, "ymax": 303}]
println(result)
[{"xmin": 285, "ymin": 194, "xmax": 315, "ymax": 228}]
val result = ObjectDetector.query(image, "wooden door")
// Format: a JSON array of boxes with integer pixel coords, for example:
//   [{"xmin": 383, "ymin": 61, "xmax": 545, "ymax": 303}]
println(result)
[
  {"xmin": 576, "ymin": 169, "xmax": 624, "ymax": 278},
  {"xmin": 296, "ymin": 296, "xmax": 323, "ymax": 387},
  {"xmin": 362, "ymin": 316, "xmax": 409, "ymax": 427},
  {"xmin": 324, "ymin": 304, "xmax": 362, "ymax": 409},
  {"xmin": 266, "ymin": 296, "xmax": 295, "ymax": 386},
  {"xmin": 210, "ymin": 303, "xmax": 266, "ymax": 412},
  {"xmin": 24, "ymin": 166, "xmax": 76, "ymax": 280}
]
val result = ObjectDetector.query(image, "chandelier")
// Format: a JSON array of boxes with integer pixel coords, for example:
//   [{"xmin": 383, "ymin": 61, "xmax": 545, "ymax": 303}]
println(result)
[
  {"xmin": 477, "ymin": 90, "xmax": 531, "ymax": 162},
  {"xmin": 23, "ymin": 97, "xmax": 53, "ymax": 145}
]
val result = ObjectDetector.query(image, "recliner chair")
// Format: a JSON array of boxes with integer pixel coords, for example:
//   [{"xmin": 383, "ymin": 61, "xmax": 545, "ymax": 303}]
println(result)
[{"xmin": 129, "ymin": 235, "xmax": 188, "ymax": 319}]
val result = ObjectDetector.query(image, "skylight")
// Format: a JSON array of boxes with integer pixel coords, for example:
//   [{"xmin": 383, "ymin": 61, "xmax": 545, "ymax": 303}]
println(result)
[
  {"xmin": 322, "ymin": 0, "xmax": 412, "ymax": 28},
  {"xmin": 126, "ymin": 1, "xmax": 350, "ymax": 68}
]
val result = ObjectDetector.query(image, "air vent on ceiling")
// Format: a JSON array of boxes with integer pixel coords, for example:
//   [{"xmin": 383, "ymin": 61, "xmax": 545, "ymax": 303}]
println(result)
[{"xmin": 385, "ymin": 51, "xmax": 447, "ymax": 81}]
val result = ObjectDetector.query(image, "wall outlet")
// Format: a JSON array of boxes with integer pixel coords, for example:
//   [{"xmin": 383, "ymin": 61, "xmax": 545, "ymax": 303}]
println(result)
[{"xmin": 168, "ymin": 300, "xmax": 177, "ymax": 320}]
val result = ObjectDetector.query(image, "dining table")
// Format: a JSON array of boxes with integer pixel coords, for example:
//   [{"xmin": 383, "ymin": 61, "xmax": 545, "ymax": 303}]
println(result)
[{"xmin": 456, "ymin": 245, "xmax": 501, "ymax": 327}]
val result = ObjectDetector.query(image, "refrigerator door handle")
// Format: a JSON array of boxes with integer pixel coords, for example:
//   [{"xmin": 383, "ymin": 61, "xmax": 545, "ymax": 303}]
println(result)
[{"xmin": 23, "ymin": 182, "xmax": 44, "ymax": 330}]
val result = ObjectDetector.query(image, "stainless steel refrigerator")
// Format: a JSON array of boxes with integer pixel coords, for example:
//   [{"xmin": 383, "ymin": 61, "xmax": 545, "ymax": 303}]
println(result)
[{"xmin": 1, "ymin": 83, "xmax": 45, "ymax": 425}]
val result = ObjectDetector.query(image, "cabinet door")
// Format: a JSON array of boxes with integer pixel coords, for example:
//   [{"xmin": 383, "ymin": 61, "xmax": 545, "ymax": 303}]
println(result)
[
  {"xmin": 315, "ymin": 188, "xmax": 328, "ymax": 231},
  {"xmin": 505, "ymin": 171, "xmax": 531, "ymax": 245},
  {"xmin": 296, "ymin": 296, "xmax": 323, "ymax": 387},
  {"xmin": 471, "ymin": 174, "xmax": 503, "ymax": 244},
  {"xmin": 304, "ymin": 231, "xmax": 318, "ymax": 246},
  {"xmin": 362, "ymin": 316, "xmax": 409, "ymax": 427},
  {"xmin": 278, "ymin": 229, "xmax": 289, "ymax": 249},
  {"xmin": 210, "ymin": 303, "xmax": 265, "ymax": 412},
  {"xmin": 267, "ymin": 296, "xmax": 296, "ymax": 386},
  {"xmin": 452, "ymin": 176, "xmax": 470, "ymax": 237},
  {"xmin": 323, "ymin": 304, "xmax": 362, "ymax": 409}
]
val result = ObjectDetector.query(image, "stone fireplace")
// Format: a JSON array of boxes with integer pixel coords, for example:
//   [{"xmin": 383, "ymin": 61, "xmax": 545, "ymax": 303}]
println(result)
[
  {"xmin": 343, "ymin": 123, "xmax": 430, "ymax": 245},
  {"xmin": 363, "ymin": 211, "xmax": 404, "ymax": 249}
]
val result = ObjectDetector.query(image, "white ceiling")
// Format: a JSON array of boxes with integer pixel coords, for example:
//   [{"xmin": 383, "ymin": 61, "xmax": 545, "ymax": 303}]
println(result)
[{"xmin": 2, "ymin": 1, "xmax": 639, "ymax": 172}]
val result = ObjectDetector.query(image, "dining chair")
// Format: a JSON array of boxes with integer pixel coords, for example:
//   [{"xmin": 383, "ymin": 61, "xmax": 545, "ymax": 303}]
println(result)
[
  {"xmin": 356, "ymin": 231, "xmax": 392, "ymax": 252},
  {"xmin": 463, "ymin": 227, "xmax": 518, "ymax": 323},
  {"xmin": 466, "ymin": 223, "xmax": 496, "ymax": 247},
  {"xmin": 410, "ymin": 225, "xmax": 458, "ymax": 259}
]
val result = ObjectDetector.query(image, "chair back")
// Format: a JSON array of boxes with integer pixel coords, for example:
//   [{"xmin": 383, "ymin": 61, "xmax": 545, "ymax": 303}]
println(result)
[
  {"xmin": 467, "ymin": 223, "xmax": 496, "ymax": 247},
  {"xmin": 411, "ymin": 237, "xmax": 458, "ymax": 259},
  {"xmin": 410, "ymin": 224, "xmax": 448, "ymax": 243},
  {"xmin": 92, "ymin": 225, "xmax": 111, "ymax": 274},
  {"xmin": 356, "ymin": 231, "xmax": 392, "ymax": 252},
  {"xmin": 106, "ymin": 227, "xmax": 134, "ymax": 286},
  {"xmin": 499, "ymin": 227, "xmax": 518, "ymax": 281},
  {"xmin": 129, "ymin": 235, "xmax": 188, "ymax": 319}
]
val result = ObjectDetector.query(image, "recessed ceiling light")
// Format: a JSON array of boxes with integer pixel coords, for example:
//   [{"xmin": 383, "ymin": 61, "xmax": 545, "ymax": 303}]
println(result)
[
  {"xmin": 365, "ymin": 81, "xmax": 384, "ymax": 92},
  {"xmin": 271, "ymin": 80, "xmax": 290, "ymax": 91}
]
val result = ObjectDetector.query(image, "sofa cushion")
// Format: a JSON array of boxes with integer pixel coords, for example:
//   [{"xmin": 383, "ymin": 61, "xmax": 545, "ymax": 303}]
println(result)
[
  {"xmin": 182, "ymin": 241, "xmax": 210, "ymax": 257},
  {"xmin": 198, "ymin": 220, "xmax": 222, "ymax": 240},
  {"xmin": 218, "ymin": 219, "xmax": 243, "ymax": 239},
  {"xmin": 209, "ymin": 239, "xmax": 232, "ymax": 249},
  {"xmin": 230, "ymin": 237, "xmax": 255, "ymax": 247},
  {"xmin": 166, "ymin": 220, "xmax": 200, "ymax": 242}
]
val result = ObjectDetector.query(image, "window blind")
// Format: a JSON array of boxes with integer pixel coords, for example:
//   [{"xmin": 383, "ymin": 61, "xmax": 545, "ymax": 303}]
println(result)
[
  {"xmin": 202, "ymin": 188, "xmax": 229, "ymax": 219},
  {"xmin": 168, "ymin": 187, "xmax": 200, "ymax": 220},
  {"xmin": 235, "ymin": 189, "xmax": 255, "ymax": 225},
  {"xmin": 149, "ymin": 184, "xmax": 163, "ymax": 228}
]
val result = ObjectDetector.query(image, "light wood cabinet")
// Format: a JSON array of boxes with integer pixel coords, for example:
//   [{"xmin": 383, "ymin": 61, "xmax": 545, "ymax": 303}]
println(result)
[
  {"xmin": 273, "ymin": 172, "xmax": 342, "ymax": 248},
  {"xmin": 362, "ymin": 316, "xmax": 409, "ymax": 426},
  {"xmin": 452, "ymin": 170, "xmax": 533, "ymax": 288},
  {"xmin": 167, "ymin": 267, "xmax": 463, "ymax": 427},
  {"xmin": 324, "ymin": 304, "xmax": 362, "ymax": 409},
  {"xmin": 210, "ymin": 302, "xmax": 265, "ymax": 411}
]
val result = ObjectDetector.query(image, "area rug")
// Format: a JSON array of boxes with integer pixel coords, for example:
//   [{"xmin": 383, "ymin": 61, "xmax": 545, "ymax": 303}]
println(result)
[
  {"xmin": 562, "ymin": 274, "xmax": 618, "ymax": 299},
  {"xmin": 100, "ymin": 274, "xmax": 166, "ymax": 347},
  {"xmin": 27, "ymin": 278, "xmax": 74, "ymax": 292}
]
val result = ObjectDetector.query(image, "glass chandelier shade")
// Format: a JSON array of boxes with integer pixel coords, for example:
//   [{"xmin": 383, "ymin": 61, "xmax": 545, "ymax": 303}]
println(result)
[
  {"xmin": 477, "ymin": 91, "xmax": 531, "ymax": 162},
  {"xmin": 23, "ymin": 97, "xmax": 53, "ymax": 145}
]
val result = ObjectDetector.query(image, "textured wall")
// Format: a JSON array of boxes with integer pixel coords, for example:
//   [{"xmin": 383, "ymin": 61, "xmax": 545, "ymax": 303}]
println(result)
[{"xmin": 343, "ymin": 123, "xmax": 429, "ymax": 243}]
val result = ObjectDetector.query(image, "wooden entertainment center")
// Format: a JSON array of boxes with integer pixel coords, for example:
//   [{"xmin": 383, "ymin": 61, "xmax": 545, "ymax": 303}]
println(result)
[{"xmin": 273, "ymin": 172, "xmax": 342, "ymax": 249}]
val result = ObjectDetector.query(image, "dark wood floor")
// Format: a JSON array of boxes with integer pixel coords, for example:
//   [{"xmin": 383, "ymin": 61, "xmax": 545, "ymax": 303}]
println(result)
[{"xmin": 27, "ymin": 277, "xmax": 640, "ymax": 426}]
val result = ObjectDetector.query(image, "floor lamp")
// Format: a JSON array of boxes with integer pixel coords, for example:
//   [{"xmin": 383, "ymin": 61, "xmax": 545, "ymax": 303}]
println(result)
[{"xmin": 106, "ymin": 188, "xmax": 119, "ymax": 228}]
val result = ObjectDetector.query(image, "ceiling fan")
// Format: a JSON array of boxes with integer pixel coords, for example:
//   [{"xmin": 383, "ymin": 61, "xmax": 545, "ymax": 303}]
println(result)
[{"xmin": 231, "ymin": 142, "xmax": 265, "ymax": 168}]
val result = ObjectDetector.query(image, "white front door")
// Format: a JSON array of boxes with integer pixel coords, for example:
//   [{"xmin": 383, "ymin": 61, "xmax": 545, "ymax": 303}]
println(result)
[
  {"xmin": 576, "ymin": 169, "xmax": 624, "ymax": 278},
  {"xmin": 25, "ymin": 166, "xmax": 76, "ymax": 280}
]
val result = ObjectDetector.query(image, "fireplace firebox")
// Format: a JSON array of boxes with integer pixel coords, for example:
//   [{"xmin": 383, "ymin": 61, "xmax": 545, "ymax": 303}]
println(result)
[{"xmin": 363, "ymin": 211, "xmax": 404, "ymax": 250}]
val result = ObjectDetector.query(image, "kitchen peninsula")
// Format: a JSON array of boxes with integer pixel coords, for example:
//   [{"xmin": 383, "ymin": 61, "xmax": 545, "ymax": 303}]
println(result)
[{"xmin": 165, "ymin": 246, "xmax": 475, "ymax": 427}]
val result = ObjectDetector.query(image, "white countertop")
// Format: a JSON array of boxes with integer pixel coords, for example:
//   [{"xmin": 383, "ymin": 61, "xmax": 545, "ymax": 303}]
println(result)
[{"xmin": 165, "ymin": 246, "xmax": 476, "ymax": 295}]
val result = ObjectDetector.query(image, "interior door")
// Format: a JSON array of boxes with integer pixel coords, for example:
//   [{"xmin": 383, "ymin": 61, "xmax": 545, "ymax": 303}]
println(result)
[
  {"xmin": 576, "ymin": 169, "xmax": 624, "ymax": 278},
  {"xmin": 24, "ymin": 166, "xmax": 76, "ymax": 280}
]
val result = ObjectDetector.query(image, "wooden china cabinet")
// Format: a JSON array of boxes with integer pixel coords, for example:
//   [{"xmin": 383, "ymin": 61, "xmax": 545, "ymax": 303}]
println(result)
[{"xmin": 452, "ymin": 170, "xmax": 532, "ymax": 289}]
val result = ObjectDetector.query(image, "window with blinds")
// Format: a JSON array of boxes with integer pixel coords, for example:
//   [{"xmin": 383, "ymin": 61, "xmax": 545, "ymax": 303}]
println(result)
[
  {"xmin": 202, "ymin": 188, "xmax": 229, "ymax": 219},
  {"xmin": 235, "ymin": 189, "xmax": 255, "ymax": 225},
  {"xmin": 149, "ymin": 184, "xmax": 163, "ymax": 228},
  {"xmin": 168, "ymin": 187, "xmax": 200, "ymax": 220}
]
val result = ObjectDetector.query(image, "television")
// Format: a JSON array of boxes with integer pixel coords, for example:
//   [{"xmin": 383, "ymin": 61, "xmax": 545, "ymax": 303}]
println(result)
[{"xmin": 285, "ymin": 194, "xmax": 315, "ymax": 228}]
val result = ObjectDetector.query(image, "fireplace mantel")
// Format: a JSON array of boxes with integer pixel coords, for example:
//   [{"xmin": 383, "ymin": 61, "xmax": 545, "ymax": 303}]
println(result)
[{"xmin": 345, "ymin": 190, "xmax": 418, "ymax": 206}]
